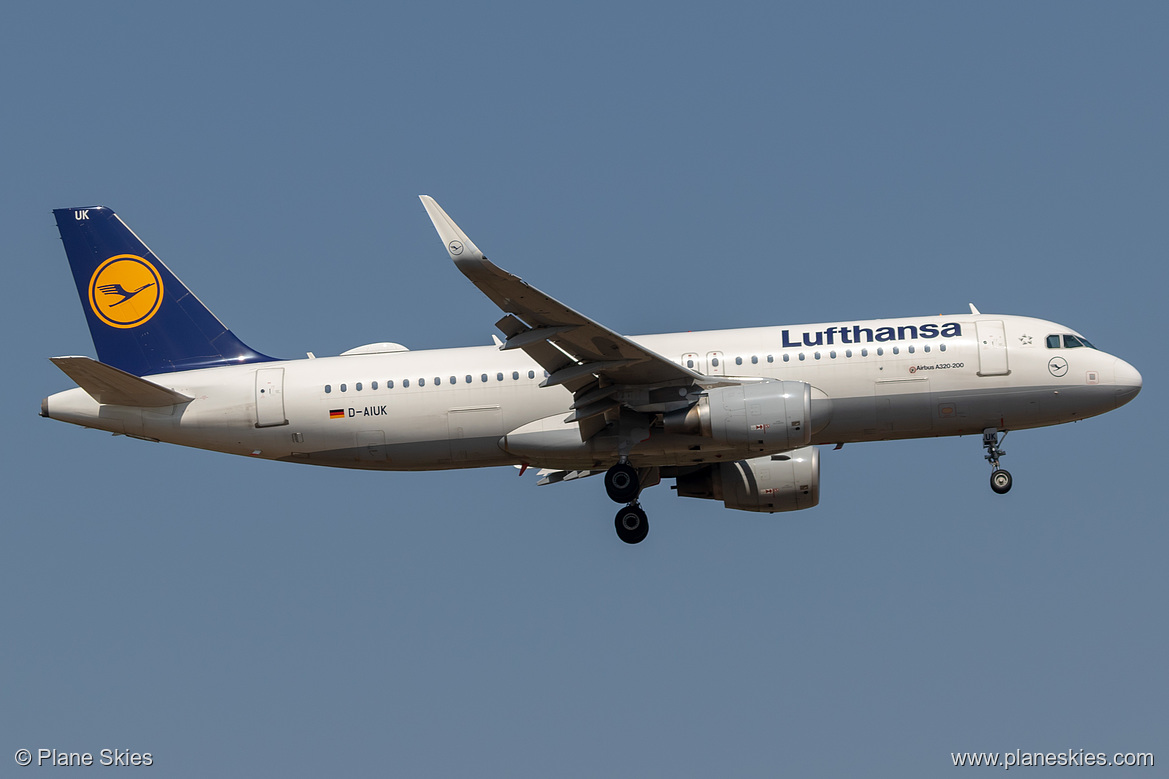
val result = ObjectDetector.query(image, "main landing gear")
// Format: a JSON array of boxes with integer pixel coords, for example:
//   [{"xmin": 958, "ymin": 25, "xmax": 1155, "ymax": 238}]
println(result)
[
  {"xmin": 605, "ymin": 462, "xmax": 648, "ymax": 544},
  {"xmin": 983, "ymin": 428, "xmax": 1012, "ymax": 494}
]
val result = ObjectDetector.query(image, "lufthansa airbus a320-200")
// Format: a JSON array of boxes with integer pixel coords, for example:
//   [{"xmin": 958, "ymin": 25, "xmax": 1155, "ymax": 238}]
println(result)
[{"xmin": 42, "ymin": 199, "xmax": 1142, "ymax": 543}]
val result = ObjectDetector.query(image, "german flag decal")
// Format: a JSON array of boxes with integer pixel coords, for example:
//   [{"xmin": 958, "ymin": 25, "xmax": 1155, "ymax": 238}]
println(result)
[{"xmin": 329, "ymin": 409, "xmax": 345, "ymax": 420}]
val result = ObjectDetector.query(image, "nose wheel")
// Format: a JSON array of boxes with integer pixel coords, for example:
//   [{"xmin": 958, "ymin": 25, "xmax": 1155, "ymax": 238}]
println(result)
[{"xmin": 983, "ymin": 428, "xmax": 1012, "ymax": 494}]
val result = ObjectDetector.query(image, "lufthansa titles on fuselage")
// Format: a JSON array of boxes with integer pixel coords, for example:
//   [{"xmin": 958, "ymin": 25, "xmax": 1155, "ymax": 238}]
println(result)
[{"xmin": 780, "ymin": 322, "xmax": 963, "ymax": 349}]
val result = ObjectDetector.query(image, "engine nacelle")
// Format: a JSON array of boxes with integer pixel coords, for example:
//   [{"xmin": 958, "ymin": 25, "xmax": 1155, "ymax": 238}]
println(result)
[
  {"xmin": 675, "ymin": 447, "xmax": 820, "ymax": 513},
  {"xmin": 663, "ymin": 380, "xmax": 812, "ymax": 454}
]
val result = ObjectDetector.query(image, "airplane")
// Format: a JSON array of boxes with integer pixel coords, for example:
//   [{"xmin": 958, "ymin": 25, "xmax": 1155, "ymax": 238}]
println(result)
[{"xmin": 41, "ymin": 200, "xmax": 1142, "ymax": 544}]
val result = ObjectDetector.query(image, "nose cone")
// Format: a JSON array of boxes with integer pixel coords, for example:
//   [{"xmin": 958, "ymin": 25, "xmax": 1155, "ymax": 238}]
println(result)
[{"xmin": 1114, "ymin": 358, "xmax": 1142, "ymax": 409}]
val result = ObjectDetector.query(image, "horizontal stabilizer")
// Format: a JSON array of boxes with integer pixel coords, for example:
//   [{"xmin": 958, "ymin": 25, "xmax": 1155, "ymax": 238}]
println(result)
[{"xmin": 50, "ymin": 356, "xmax": 193, "ymax": 407}]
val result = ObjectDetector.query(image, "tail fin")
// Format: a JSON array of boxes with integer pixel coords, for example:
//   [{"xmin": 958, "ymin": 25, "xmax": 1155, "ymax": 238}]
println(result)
[{"xmin": 53, "ymin": 206, "xmax": 274, "ymax": 376}]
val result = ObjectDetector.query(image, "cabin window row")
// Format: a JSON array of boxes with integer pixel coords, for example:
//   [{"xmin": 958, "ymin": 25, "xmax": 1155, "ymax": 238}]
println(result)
[
  {"xmin": 324, "ymin": 369, "xmax": 547, "ymax": 394},
  {"xmin": 684, "ymin": 342, "xmax": 948, "ymax": 370}
]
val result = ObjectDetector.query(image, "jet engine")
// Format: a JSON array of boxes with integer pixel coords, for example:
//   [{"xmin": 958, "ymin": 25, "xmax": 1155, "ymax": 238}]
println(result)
[
  {"xmin": 663, "ymin": 380, "xmax": 813, "ymax": 454},
  {"xmin": 675, "ymin": 447, "xmax": 820, "ymax": 513}
]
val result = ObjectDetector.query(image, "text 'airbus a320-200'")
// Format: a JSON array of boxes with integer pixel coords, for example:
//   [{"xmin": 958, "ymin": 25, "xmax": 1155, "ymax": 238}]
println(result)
[{"xmin": 42, "ymin": 199, "xmax": 1142, "ymax": 543}]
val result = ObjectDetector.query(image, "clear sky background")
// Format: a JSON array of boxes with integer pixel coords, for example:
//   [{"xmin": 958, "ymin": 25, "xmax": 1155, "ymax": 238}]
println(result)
[{"xmin": 2, "ymin": 3, "xmax": 1164, "ymax": 776}]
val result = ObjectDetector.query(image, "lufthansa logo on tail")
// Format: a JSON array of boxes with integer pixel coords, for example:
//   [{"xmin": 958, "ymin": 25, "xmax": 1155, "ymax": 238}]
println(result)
[{"xmin": 88, "ymin": 255, "xmax": 164, "ymax": 329}]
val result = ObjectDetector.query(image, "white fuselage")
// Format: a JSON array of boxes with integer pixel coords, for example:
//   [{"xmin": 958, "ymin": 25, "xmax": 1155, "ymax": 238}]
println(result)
[{"xmin": 44, "ymin": 314, "xmax": 1141, "ymax": 471}]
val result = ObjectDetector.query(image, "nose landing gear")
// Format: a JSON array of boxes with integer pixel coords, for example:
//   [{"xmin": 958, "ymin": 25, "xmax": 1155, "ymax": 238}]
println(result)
[
  {"xmin": 983, "ymin": 428, "xmax": 1012, "ymax": 494},
  {"xmin": 606, "ymin": 462, "xmax": 649, "ymax": 544}
]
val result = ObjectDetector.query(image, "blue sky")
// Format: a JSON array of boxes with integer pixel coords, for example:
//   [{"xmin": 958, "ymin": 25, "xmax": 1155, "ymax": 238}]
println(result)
[{"xmin": 2, "ymin": 3, "xmax": 1164, "ymax": 776}]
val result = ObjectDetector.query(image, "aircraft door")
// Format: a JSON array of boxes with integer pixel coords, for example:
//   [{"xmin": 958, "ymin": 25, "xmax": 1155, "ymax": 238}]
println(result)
[
  {"xmin": 706, "ymin": 351, "xmax": 725, "ymax": 376},
  {"xmin": 681, "ymin": 352, "xmax": 701, "ymax": 373},
  {"xmin": 975, "ymin": 320, "xmax": 1010, "ymax": 376},
  {"xmin": 255, "ymin": 368, "xmax": 287, "ymax": 427}
]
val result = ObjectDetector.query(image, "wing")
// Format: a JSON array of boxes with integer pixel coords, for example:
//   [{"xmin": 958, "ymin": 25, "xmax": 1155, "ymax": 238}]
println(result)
[{"xmin": 419, "ymin": 196, "xmax": 730, "ymax": 440}]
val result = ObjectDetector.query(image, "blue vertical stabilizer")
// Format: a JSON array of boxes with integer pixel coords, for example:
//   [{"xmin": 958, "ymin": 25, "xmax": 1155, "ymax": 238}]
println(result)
[{"xmin": 53, "ymin": 206, "xmax": 274, "ymax": 376}]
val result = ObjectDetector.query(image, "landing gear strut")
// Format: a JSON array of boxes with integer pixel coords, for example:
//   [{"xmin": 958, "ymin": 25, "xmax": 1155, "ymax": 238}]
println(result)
[
  {"xmin": 606, "ymin": 462, "xmax": 649, "ymax": 543},
  {"xmin": 983, "ymin": 428, "xmax": 1012, "ymax": 494}
]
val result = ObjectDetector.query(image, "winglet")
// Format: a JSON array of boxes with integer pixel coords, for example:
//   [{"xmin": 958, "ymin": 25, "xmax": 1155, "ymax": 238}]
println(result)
[
  {"xmin": 969, "ymin": 303, "xmax": 981, "ymax": 315},
  {"xmin": 419, "ymin": 196, "xmax": 486, "ymax": 264}
]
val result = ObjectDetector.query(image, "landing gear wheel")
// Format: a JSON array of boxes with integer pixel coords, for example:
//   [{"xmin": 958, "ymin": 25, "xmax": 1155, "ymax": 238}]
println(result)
[
  {"xmin": 605, "ymin": 462, "xmax": 640, "ymax": 503},
  {"xmin": 614, "ymin": 503, "xmax": 649, "ymax": 544},
  {"xmin": 990, "ymin": 469, "xmax": 1013, "ymax": 494},
  {"xmin": 982, "ymin": 428, "xmax": 1012, "ymax": 495}
]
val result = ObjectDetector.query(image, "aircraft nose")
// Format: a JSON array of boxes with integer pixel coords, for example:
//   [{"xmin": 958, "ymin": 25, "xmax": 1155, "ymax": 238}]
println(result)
[{"xmin": 1113, "ymin": 357, "xmax": 1142, "ymax": 409}]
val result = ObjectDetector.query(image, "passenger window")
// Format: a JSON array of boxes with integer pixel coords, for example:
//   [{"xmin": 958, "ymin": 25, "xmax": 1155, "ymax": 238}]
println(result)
[
  {"xmin": 814, "ymin": 352, "xmax": 821, "ymax": 360},
  {"xmin": 686, "ymin": 359, "xmax": 694, "ymax": 368},
  {"xmin": 418, "ymin": 378, "xmax": 425, "ymax": 387},
  {"xmin": 402, "ymin": 379, "xmax": 409, "ymax": 388},
  {"xmin": 783, "ymin": 354, "xmax": 790, "ymax": 362},
  {"xmin": 939, "ymin": 344, "xmax": 947, "ymax": 352},
  {"xmin": 325, "ymin": 384, "xmax": 331, "ymax": 394},
  {"xmin": 435, "ymin": 377, "xmax": 441, "ymax": 385},
  {"xmin": 861, "ymin": 349, "xmax": 868, "ymax": 357},
  {"xmin": 711, "ymin": 357, "xmax": 720, "ymax": 367},
  {"xmin": 923, "ymin": 345, "xmax": 930, "ymax": 353},
  {"xmin": 450, "ymin": 376, "xmax": 457, "ymax": 384},
  {"xmin": 387, "ymin": 380, "xmax": 394, "ymax": 389},
  {"xmin": 466, "ymin": 375, "xmax": 472, "ymax": 384},
  {"xmin": 356, "ymin": 382, "xmax": 362, "ymax": 391},
  {"xmin": 829, "ymin": 351, "xmax": 836, "ymax": 359},
  {"xmin": 481, "ymin": 374, "xmax": 488, "ymax": 382},
  {"xmin": 767, "ymin": 355, "xmax": 773, "ymax": 363},
  {"xmin": 528, "ymin": 370, "xmax": 535, "ymax": 379},
  {"xmin": 512, "ymin": 371, "xmax": 520, "ymax": 380},
  {"xmin": 497, "ymin": 372, "xmax": 504, "ymax": 381},
  {"xmin": 908, "ymin": 346, "xmax": 915, "ymax": 354},
  {"xmin": 735, "ymin": 357, "xmax": 743, "ymax": 366},
  {"xmin": 799, "ymin": 353, "xmax": 805, "ymax": 361},
  {"xmin": 372, "ymin": 381, "xmax": 378, "ymax": 390},
  {"xmin": 845, "ymin": 349, "xmax": 852, "ymax": 358},
  {"xmin": 1046, "ymin": 335, "xmax": 1061, "ymax": 348},
  {"xmin": 340, "ymin": 383, "xmax": 347, "ymax": 392},
  {"xmin": 877, "ymin": 348, "xmax": 884, "ymax": 356}
]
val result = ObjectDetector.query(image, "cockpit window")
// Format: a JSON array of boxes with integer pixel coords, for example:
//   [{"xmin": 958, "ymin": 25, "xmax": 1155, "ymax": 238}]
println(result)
[{"xmin": 1048, "ymin": 334, "xmax": 1097, "ymax": 350}]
